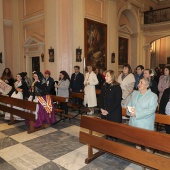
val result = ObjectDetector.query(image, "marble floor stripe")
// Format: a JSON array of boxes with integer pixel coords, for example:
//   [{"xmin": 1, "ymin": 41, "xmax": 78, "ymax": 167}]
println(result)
[
  {"xmin": 0, "ymin": 132, "xmax": 7, "ymax": 139},
  {"xmin": 22, "ymin": 132, "xmax": 83, "ymax": 160},
  {"xmin": 0, "ymin": 113, "xmax": 169, "ymax": 170},
  {"xmin": 0, "ymin": 137, "xmax": 18, "ymax": 150},
  {"xmin": 8, "ymin": 151, "xmax": 50, "ymax": 170},
  {"xmin": 1, "ymin": 125, "xmax": 29, "ymax": 136},
  {"xmin": 0, "ymin": 123, "xmax": 16, "ymax": 131},
  {"xmin": 10, "ymin": 127, "xmax": 57, "ymax": 143},
  {"xmin": 0, "ymin": 143, "xmax": 33, "ymax": 161},
  {"xmin": 124, "ymin": 163, "xmax": 148, "ymax": 170},
  {"xmin": 53, "ymin": 145, "xmax": 88, "ymax": 170},
  {"xmin": 10, "ymin": 131, "xmax": 39, "ymax": 143},
  {"xmin": 34, "ymin": 161, "xmax": 67, "ymax": 170},
  {"xmin": 0, "ymin": 156, "xmax": 6, "ymax": 164},
  {"xmin": 0, "ymin": 162, "xmax": 16, "ymax": 170},
  {"xmin": 61, "ymin": 125, "xmax": 104, "ymax": 138},
  {"xmin": 61, "ymin": 125, "xmax": 82, "ymax": 137},
  {"xmin": 33, "ymin": 127, "xmax": 58, "ymax": 137}
]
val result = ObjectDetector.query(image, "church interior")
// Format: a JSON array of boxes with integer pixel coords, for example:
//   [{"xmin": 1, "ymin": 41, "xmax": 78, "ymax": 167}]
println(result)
[{"xmin": 0, "ymin": 0, "xmax": 170, "ymax": 169}]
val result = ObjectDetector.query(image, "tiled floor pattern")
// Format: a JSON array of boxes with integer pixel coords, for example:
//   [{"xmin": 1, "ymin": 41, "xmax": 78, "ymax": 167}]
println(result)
[{"xmin": 0, "ymin": 112, "xmax": 169, "ymax": 170}]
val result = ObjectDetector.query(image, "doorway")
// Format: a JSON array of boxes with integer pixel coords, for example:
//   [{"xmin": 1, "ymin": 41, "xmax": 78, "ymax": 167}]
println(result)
[{"xmin": 32, "ymin": 57, "xmax": 40, "ymax": 72}]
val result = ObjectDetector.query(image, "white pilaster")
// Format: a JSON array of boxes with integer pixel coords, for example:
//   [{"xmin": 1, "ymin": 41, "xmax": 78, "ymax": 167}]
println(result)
[
  {"xmin": 72, "ymin": 0, "xmax": 84, "ymax": 73},
  {"xmin": 143, "ymin": 44, "xmax": 151, "ymax": 68},
  {"xmin": 44, "ymin": 0, "xmax": 73, "ymax": 80},
  {"xmin": 13, "ymin": 0, "xmax": 21, "ymax": 75},
  {"xmin": 0, "ymin": 0, "xmax": 5, "ymax": 73},
  {"xmin": 107, "ymin": 0, "xmax": 118, "ymax": 75}
]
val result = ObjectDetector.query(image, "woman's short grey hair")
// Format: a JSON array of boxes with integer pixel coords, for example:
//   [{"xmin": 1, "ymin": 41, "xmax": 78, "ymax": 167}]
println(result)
[{"xmin": 142, "ymin": 77, "xmax": 151, "ymax": 89}]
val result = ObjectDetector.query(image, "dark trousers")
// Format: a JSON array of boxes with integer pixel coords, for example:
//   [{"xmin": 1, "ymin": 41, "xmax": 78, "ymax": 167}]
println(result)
[
  {"xmin": 72, "ymin": 98, "xmax": 82, "ymax": 105},
  {"xmin": 61, "ymin": 102, "xmax": 68, "ymax": 114},
  {"xmin": 165, "ymin": 125, "xmax": 170, "ymax": 134}
]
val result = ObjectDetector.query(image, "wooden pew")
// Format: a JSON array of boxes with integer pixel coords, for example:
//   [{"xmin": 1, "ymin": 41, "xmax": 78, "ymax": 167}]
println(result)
[
  {"xmin": 122, "ymin": 107, "xmax": 170, "ymax": 132},
  {"xmin": 79, "ymin": 115, "xmax": 170, "ymax": 170},
  {"xmin": 155, "ymin": 113, "xmax": 170, "ymax": 131},
  {"xmin": 50, "ymin": 95, "xmax": 72, "ymax": 124},
  {"xmin": 95, "ymin": 89, "xmax": 101, "ymax": 95},
  {"xmin": 0, "ymin": 94, "xmax": 37, "ymax": 133},
  {"xmin": 67, "ymin": 92, "xmax": 89, "ymax": 118}
]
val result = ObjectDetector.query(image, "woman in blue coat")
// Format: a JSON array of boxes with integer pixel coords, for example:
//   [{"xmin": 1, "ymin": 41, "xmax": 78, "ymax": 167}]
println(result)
[{"xmin": 127, "ymin": 78, "xmax": 158, "ymax": 131}]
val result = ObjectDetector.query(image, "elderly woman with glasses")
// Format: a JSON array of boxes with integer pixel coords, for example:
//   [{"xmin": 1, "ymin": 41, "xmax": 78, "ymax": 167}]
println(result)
[
  {"xmin": 127, "ymin": 77, "xmax": 158, "ymax": 152},
  {"xmin": 127, "ymin": 77, "xmax": 158, "ymax": 130}
]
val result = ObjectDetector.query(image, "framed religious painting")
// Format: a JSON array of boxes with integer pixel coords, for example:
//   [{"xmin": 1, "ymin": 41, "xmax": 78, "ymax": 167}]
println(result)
[
  {"xmin": 84, "ymin": 18, "xmax": 107, "ymax": 70},
  {"xmin": 49, "ymin": 48, "xmax": 54, "ymax": 62},
  {"xmin": 167, "ymin": 56, "xmax": 170, "ymax": 64},
  {"xmin": 118, "ymin": 37, "xmax": 128, "ymax": 65}
]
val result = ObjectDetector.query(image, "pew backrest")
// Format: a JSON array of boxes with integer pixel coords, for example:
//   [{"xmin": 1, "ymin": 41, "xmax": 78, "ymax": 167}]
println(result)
[
  {"xmin": 69, "ymin": 92, "xmax": 84, "ymax": 100},
  {"xmin": 50, "ymin": 95, "xmax": 67, "ymax": 103},
  {"xmin": 0, "ymin": 95, "xmax": 36, "ymax": 121},
  {"xmin": 79, "ymin": 116, "xmax": 170, "ymax": 170}
]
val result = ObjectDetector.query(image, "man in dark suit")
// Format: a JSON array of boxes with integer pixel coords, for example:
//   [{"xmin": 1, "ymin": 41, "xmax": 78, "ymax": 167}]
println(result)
[
  {"xmin": 44, "ymin": 70, "xmax": 55, "ymax": 95},
  {"xmin": 70, "ymin": 66, "xmax": 84, "ymax": 104}
]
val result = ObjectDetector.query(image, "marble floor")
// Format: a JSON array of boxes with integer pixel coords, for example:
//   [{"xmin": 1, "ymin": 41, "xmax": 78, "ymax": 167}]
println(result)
[{"xmin": 0, "ymin": 110, "xmax": 168, "ymax": 170}]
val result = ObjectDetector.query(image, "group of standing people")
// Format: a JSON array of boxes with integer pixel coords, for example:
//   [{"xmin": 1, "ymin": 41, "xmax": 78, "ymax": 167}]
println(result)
[
  {"xmin": 1, "ymin": 64, "xmax": 170, "ymax": 135},
  {"xmin": 99, "ymin": 63, "xmax": 170, "ymax": 136}
]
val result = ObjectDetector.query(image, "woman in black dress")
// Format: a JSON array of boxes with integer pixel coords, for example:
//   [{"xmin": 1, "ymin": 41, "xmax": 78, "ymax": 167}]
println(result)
[{"xmin": 99, "ymin": 70, "xmax": 122, "ymax": 123}]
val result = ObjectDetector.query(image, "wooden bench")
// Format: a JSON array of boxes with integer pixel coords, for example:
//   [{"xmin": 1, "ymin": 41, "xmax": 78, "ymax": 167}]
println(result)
[
  {"xmin": 155, "ymin": 113, "xmax": 170, "ymax": 131},
  {"xmin": 79, "ymin": 115, "xmax": 170, "ymax": 170},
  {"xmin": 122, "ymin": 108, "xmax": 170, "ymax": 132},
  {"xmin": 51, "ymin": 95, "xmax": 73, "ymax": 124},
  {"xmin": 0, "ymin": 94, "xmax": 37, "ymax": 133},
  {"xmin": 95, "ymin": 89, "xmax": 101, "ymax": 95},
  {"xmin": 67, "ymin": 92, "xmax": 89, "ymax": 118}
]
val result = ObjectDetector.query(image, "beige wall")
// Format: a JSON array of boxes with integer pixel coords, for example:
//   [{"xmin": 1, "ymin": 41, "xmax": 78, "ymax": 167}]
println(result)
[
  {"xmin": 3, "ymin": 0, "xmax": 12, "ymax": 20},
  {"xmin": 1, "ymin": 0, "xmax": 170, "ymax": 78},
  {"xmin": 23, "ymin": 0, "xmax": 44, "ymax": 18},
  {"xmin": 3, "ymin": 25, "xmax": 13, "ymax": 71},
  {"xmin": 0, "ymin": 0, "xmax": 5, "ymax": 74},
  {"xmin": 2, "ymin": 0, "xmax": 13, "ymax": 75},
  {"xmin": 152, "ymin": 36, "xmax": 170, "ymax": 65}
]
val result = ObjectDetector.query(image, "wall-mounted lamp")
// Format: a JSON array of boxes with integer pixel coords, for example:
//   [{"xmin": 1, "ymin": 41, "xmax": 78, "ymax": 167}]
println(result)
[
  {"xmin": 111, "ymin": 52, "xmax": 115, "ymax": 63},
  {"xmin": 41, "ymin": 53, "xmax": 44, "ymax": 62}
]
